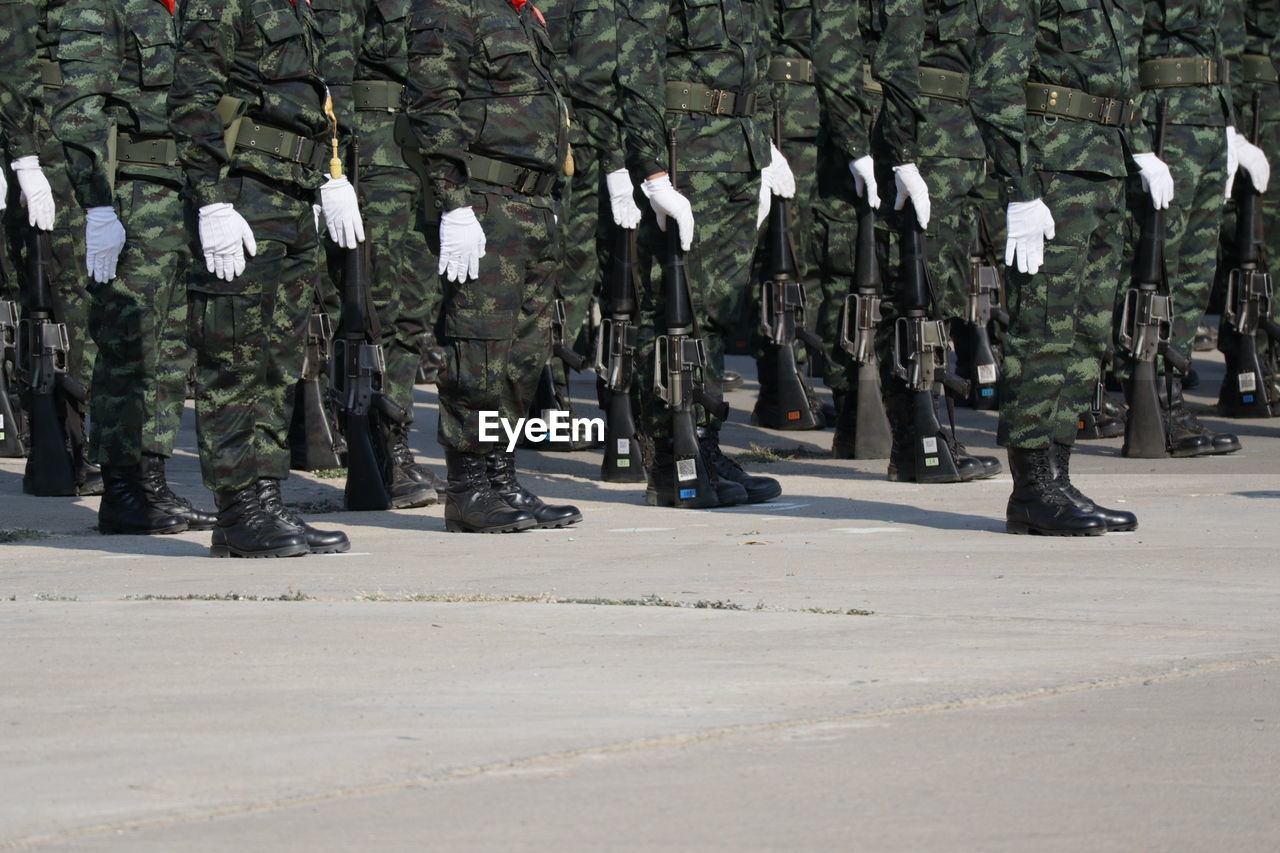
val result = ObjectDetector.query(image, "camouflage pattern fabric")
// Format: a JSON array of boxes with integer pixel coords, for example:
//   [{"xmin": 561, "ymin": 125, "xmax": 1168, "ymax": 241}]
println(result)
[
  {"xmin": 971, "ymin": 0, "xmax": 1142, "ymax": 449},
  {"xmin": 53, "ymin": 0, "xmax": 193, "ymax": 466},
  {"xmin": 405, "ymin": 0, "xmax": 566, "ymax": 452},
  {"xmin": 0, "ymin": 0, "xmax": 43, "ymax": 160},
  {"xmin": 170, "ymin": 0, "xmax": 331, "ymax": 492}
]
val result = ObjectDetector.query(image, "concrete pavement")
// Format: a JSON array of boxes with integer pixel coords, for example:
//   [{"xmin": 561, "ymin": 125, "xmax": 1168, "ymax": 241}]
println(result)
[{"xmin": 1, "ymin": 353, "xmax": 1278, "ymax": 851}]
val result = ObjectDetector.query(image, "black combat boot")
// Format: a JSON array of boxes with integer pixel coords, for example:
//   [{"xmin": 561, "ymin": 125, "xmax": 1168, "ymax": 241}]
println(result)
[
  {"xmin": 1049, "ymin": 442, "xmax": 1137, "ymax": 532},
  {"xmin": 1077, "ymin": 392, "xmax": 1127, "ymax": 440},
  {"xmin": 488, "ymin": 451, "xmax": 582, "ymax": 529},
  {"xmin": 138, "ymin": 454, "xmax": 216, "ymax": 530},
  {"xmin": 97, "ymin": 464, "xmax": 189, "ymax": 535},
  {"xmin": 443, "ymin": 450, "xmax": 536, "ymax": 533},
  {"xmin": 1165, "ymin": 376, "xmax": 1240, "ymax": 455},
  {"xmin": 697, "ymin": 425, "xmax": 781, "ymax": 503},
  {"xmin": 1005, "ymin": 447, "xmax": 1107, "ymax": 536},
  {"xmin": 387, "ymin": 427, "xmax": 438, "ymax": 508},
  {"xmin": 255, "ymin": 478, "xmax": 350, "ymax": 553},
  {"xmin": 640, "ymin": 435, "xmax": 727, "ymax": 509},
  {"xmin": 721, "ymin": 370, "xmax": 744, "ymax": 392},
  {"xmin": 210, "ymin": 484, "xmax": 309, "ymax": 558}
]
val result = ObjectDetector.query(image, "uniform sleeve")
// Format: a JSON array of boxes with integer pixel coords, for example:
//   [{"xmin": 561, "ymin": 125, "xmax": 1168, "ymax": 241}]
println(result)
[
  {"xmin": 872, "ymin": 0, "xmax": 926, "ymax": 165},
  {"xmin": 615, "ymin": 0, "xmax": 670, "ymax": 177},
  {"xmin": 405, "ymin": 0, "xmax": 475, "ymax": 212},
  {"xmin": 970, "ymin": 0, "xmax": 1037, "ymax": 202},
  {"xmin": 812, "ymin": 0, "xmax": 870, "ymax": 162},
  {"xmin": 168, "ymin": 0, "xmax": 242, "ymax": 208},
  {"xmin": 51, "ymin": 0, "xmax": 123, "ymax": 210},
  {"xmin": 0, "ymin": 0, "xmax": 45, "ymax": 160}
]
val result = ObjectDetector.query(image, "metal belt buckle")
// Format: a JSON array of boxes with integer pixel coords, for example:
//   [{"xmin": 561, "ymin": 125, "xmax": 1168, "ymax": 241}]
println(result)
[
  {"xmin": 710, "ymin": 89, "xmax": 729, "ymax": 116},
  {"xmin": 1101, "ymin": 98, "xmax": 1116, "ymax": 126}
]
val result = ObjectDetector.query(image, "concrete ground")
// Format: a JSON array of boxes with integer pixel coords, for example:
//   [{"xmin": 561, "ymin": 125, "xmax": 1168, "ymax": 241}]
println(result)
[{"xmin": 2, "ymin": 352, "xmax": 1278, "ymax": 851}]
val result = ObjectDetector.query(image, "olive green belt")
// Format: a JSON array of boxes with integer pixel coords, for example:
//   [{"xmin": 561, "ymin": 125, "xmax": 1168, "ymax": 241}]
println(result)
[
  {"xmin": 858, "ymin": 65, "xmax": 968, "ymax": 101},
  {"xmin": 465, "ymin": 151, "xmax": 557, "ymax": 195},
  {"xmin": 665, "ymin": 82, "xmax": 758, "ymax": 117},
  {"xmin": 352, "ymin": 80, "xmax": 405, "ymax": 112},
  {"xmin": 115, "ymin": 133, "xmax": 178, "ymax": 167},
  {"xmin": 918, "ymin": 67, "xmax": 970, "ymax": 102},
  {"xmin": 1242, "ymin": 53, "xmax": 1279, "ymax": 84},
  {"xmin": 1139, "ymin": 57, "xmax": 1229, "ymax": 89},
  {"xmin": 230, "ymin": 118, "xmax": 323, "ymax": 167},
  {"xmin": 1025, "ymin": 83, "xmax": 1137, "ymax": 127},
  {"xmin": 768, "ymin": 57, "xmax": 814, "ymax": 84},
  {"xmin": 39, "ymin": 59, "xmax": 62, "ymax": 88}
]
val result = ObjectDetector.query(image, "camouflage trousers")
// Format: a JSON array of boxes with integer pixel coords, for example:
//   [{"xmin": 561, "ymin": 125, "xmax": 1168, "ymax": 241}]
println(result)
[
  {"xmin": 812, "ymin": 138, "xmax": 866, "ymax": 396},
  {"xmin": 562, "ymin": 142, "xmax": 609, "ymax": 336},
  {"xmin": 88, "ymin": 176, "xmax": 193, "ymax": 465},
  {"xmin": 1120, "ymin": 122, "xmax": 1226, "ymax": 370},
  {"xmin": 188, "ymin": 174, "xmax": 317, "ymax": 492},
  {"xmin": 1000, "ymin": 170, "xmax": 1125, "ymax": 449},
  {"xmin": 436, "ymin": 189, "xmax": 558, "ymax": 453},
  {"xmin": 343, "ymin": 164, "xmax": 436, "ymax": 416},
  {"xmin": 631, "ymin": 168, "xmax": 760, "ymax": 439}
]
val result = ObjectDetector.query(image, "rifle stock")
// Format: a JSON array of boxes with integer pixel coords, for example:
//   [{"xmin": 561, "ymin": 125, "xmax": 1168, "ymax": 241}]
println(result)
[
  {"xmin": 0, "ymin": 300, "xmax": 26, "ymax": 456},
  {"xmin": 837, "ymin": 196, "xmax": 892, "ymax": 458},
  {"xmin": 595, "ymin": 225, "xmax": 644, "ymax": 482},
  {"xmin": 290, "ymin": 308, "xmax": 345, "ymax": 470},
  {"xmin": 956, "ymin": 223, "xmax": 1002, "ymax": 409}
]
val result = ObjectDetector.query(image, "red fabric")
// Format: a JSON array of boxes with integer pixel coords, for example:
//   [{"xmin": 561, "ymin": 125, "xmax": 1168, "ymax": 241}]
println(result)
[
  {"xmin": 158, "ymin": 0, "xmax": 174, "ymax": 12},
  {"xmin": 510, "ymin": 0, "xmax": 526, "ymax": 10},
  {"xmin": 531, "ymin": 4, "xmax": 545, "ymax": 24}
]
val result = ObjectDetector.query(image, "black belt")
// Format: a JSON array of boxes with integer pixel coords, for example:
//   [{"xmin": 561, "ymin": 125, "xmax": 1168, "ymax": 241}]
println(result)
[
  {"xmin": 352, "ymin": 80, "xmax": 405, "ymax": 112},
  {"xmin": 466, "ymin": 152, "xmax": 557, "ymax": 195},
  {"xmin": 1026, "ymin": 83, "xmax": 1137, "ymax": 127},
  {"xmin": 116, "ymin": 134, "xmax": 178, "ymax": 166},
  {"xmin": 768, "ymin": 57, "xmax": 814, "ymax": 84},
  {"xmin": 665, "ymin": 82, "xmax": 758, "ymax": 116}
]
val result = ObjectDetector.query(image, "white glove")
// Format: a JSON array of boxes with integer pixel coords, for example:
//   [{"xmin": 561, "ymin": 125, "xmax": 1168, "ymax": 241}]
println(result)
[
  {"xmin": 0, "ymin": 168, "xmax": 7, "ymax": 212},
  {"xmin": 761, "ymin": 141, "xmax": 796, "ymax": 198},
  {"xmin": 1131, "ymin": 152, "xmax": 1174, "ymax": 210},
  {"xmin": 640, "ymin": 175, "xmax": 695, "ymax": 250},
  {"xmin": 84, "ymin": 206, "xmax": 126, "ymax": 284},
  {"xmin": 1228, "ymin": 126, "xmax": 1270, "ymax": 197},
  {"xmin": 319, "ymin": 176, "xmax": 365, "ymax": 248},
  {"xmin": 1004, "ymin": 199, "xmax": 1055, "ymax": 275},
  {"xmin": 438, "ymin": 206, "xmax": 486, "ymax": 283},
  {"xmin": 849, "ymin": 155, "xmax": 880, "ymax": 209},
  {"xmin": 605, "ymin": 168, "xmax": 642, "ymax": 230},
  {"xmin": 197, "ymin": 202, "xmax": 257, "ymax": 282},
  {"xmin": 892, "ymin": 163, "xmax": 931, "ymax": 228},
  {"xmin": 11, "ymin": 156, "xmax": 55, "ymax": 230}
]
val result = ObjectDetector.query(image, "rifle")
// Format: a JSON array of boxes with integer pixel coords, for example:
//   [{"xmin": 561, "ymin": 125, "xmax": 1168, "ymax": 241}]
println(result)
[
  {"xmin": 1119, "ymin": 98, "xmax": 1189, "ymax": 457},
  {"xmin": 892, "ymin": 207, "xmax": 970, "ymax": 482},
  {"xmin": 288, "ymin": 300, "xmax": 345, "ymax": 470},
  {"xmin": 653, "ymin": 129, "xmax": 727, "ymax": 507},
  {"xmin": 1076, "ymin": 344, "xmax": 1124, "ymax": 439},
  {"xmin": 594, "ymin": 225, "xmax": 645, "ymax": 481},
  {"xmin": 954, "ymin": 221, "xmax": 1003, "ymax": 409},
  {"xmin": 1217, "ymin": 91, "xmax": 1279, "ymax": 418},
  {"xmin": 331, "ymin": 137, "xmax": 402, "ymax": 509},
  {"xmin": 836, "ymin": 195, "xmax": 892, "ymax": 458},
  {"xmin": 524, "ymin": 298, "xmax": 590, "ymax": 451},
  {"xmin": 0, "ymin": 298, "xmax": 26, "ymax": 456},
  {"xmin": 758, "ymin": 110, "xmax": 823, "ymax": 430},
  {"xmin": 15, "ymin": 230, "xmax": 82, "ymax": 494}
]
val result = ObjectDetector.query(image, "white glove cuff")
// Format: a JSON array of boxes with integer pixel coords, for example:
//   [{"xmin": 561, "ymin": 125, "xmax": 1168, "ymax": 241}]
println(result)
[{"xmin": 11, "ymin": 155, "xmax": 40, "ymax": 172}]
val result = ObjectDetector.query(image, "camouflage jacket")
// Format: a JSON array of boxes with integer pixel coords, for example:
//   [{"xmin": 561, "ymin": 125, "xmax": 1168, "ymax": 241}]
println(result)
[
  {"xmin": 874, "ymin": 0, "xmax": 987, "ymax": 164},
  {"xmin": 169, "ymin": 0, "xmax": 331, "ymax": 206},
  {"xmin": 617, "ymin": 0, "xmax": 773, "ymax": 178},
  {"xmin": 765, "ymin": 0, "xmax": 867, "ymax": 160},
  {"xmin": 1139, "ymin": 0, "xmax": 1233, "ymax": 128},
  {"xmin": 1224, "ymin": 0, "xmax": 1280, "ymax": 125},
  {"xmin": 0, "ymin": 0, "xmax": 43, "ymax": 159},
  {"xmin": 311, "ymin": 0, "xmax": 358, "ymax": 133},
  {"xmin": 541, "ymin": 0, "xmax": 627, "ymax": 171},
  {"xmin": 52, "ymin": 0, "xmax": 180, "ymax": 209},
  {"xmin": 971, "ymin": 0, "xmax": 1148, "ymax": 203},
  {"xmin": 406, "ymin": 0, "xmax": 570, "ymax": 212}
]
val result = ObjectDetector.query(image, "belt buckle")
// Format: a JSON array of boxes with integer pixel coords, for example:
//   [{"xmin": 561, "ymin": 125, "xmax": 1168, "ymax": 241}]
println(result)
[
  {"xmin": 710, "ymin": 89, "xmax": 729, "ymax": 116},
  {"xmin": 1101, "ymin": 98, "xmax": 1115, "ymax": 126},
  {"xmin": 515, "ymin": 168, "xmax": 536, "ymax": 194}
]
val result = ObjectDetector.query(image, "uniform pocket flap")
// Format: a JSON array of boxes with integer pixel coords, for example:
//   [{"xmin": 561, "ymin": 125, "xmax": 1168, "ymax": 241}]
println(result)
[
  {"xmin": 375, "ymin": 0, "xmax": 409, "ymax": 21},
  {"xmin": 255, "ymin": 9, "xmax": 304, "ymax": 43}
]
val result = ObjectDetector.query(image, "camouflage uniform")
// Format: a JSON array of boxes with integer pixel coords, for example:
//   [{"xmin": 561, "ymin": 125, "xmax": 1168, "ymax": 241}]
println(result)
[
  {"xmin": 52, "ymin": 0, "xmax": 192, "ymax": 468},
  {"xmin": 617, "ymin": 0, "xmax": 773, "ymax": 440},
  {"xmin": 1130, "ymin": 0, "xmax": 1233, "ymax": 370},
  {"xmin": 313, "ymin": 0, "xmax": 437, "ymax": 429},
  {"xmin": 169, "ymin": 0, "xmax": 331, "ymax": 492},
  {"xmin": 0, "ymin": 0, "xmax": 43, "ymax": 304},
  {"xmin": 812, "ymin": 2, "xmax": 877, "ymax": 398},
  {"xmin": 971, "ymin": 0, "xmax": 1146, "ymax": 449},
  {"xmin": 405, "ymin": 0, "xmax": 568, "ymax": 453}
]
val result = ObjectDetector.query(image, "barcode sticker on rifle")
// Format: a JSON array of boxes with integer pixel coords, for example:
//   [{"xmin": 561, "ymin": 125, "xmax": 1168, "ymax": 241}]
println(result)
[
  {"xmin": 978, "ymin": 365, "xmax": 997, "ymax": 384},
  {"xmin": 922, "ymin": 437, "xmax": 938, "ymax": 454},
  {"xmin": 617, "ymin": 439, "xmax": 630, "ymax": 455},
  {"xmin": 1239, "ymin": 372, "xmax": 1257, "ymax": 392},
  {"xmin": 676, "ymin": 458, "xmax": 697, "ymax": 482}
]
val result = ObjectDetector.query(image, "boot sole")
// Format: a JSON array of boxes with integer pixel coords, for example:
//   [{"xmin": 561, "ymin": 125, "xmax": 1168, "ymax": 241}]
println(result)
[
  {"xmin": 1006, "ymin": 520, "xmax": 1106, "ymax": 536},
  {"xmin": 644, "ymin": 492, "xmax": 719, "ymax": 509},
  {"xmin": 308, "ymin": 540, "xmax": 352, "ymax": 554},
  {"xmin": 98, "ymin": 520, "xmax": 189, "ymax": 536},
  {"xmin": 532, "ymin": 513, "xmax": 583, "ymax": 530},
  {"xmin": 1105, "ymin": 522, "xmax": 1138, "ymax": 532},
  {"xmin": 209, "ymin": 542, "xmax": 311, "ymax": 558},
  {"xmin": 444, "ymin": 518, "xmax": 537, "ymax": 533},
  {"xmin": 391, "ymin": 492, "xmax": 440, "ymax": 509}
]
